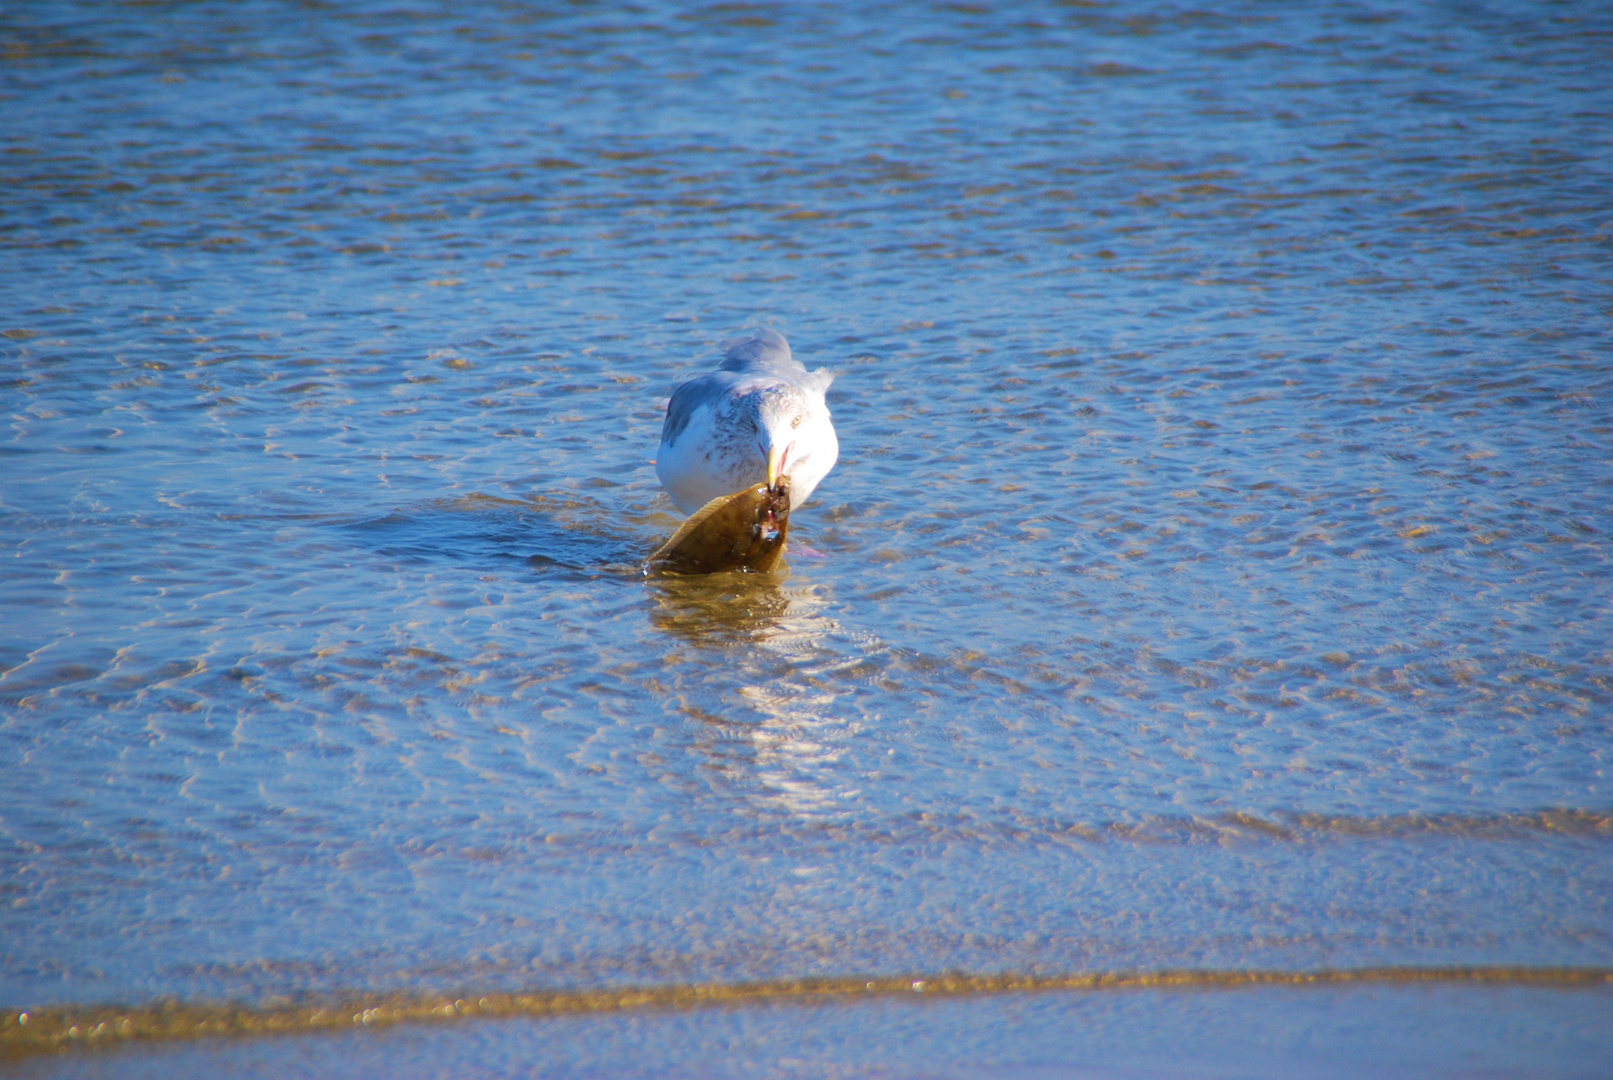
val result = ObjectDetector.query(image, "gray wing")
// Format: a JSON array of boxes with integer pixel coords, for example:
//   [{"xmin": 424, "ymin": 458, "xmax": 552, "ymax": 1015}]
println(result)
[
  {"xmin": 716, "ymin": 328, "xmax": 834, "ymax": 395},
  {"xmin": 718, "ymin": 328, "xmax": 802, "ymax": 378},
  {"xmin": 661, "ymin": 373, "xmax": 728, "ymax": 445}
]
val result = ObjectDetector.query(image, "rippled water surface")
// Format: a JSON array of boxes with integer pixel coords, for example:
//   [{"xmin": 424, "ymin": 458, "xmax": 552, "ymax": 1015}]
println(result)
[{"xmin": 3, "ymin": 0, "xmax": 1611, "ymax": 1073}]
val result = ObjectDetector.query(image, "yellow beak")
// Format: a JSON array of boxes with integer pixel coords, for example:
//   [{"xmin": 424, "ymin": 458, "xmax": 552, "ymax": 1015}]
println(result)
[{"xmin": 765, "ymin": 441, "xmax": 792, "ymax": 487}]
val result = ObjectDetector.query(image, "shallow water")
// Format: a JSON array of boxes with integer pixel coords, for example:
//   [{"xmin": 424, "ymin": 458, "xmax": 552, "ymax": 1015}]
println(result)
[
  {"xmin": 10, "ymin": 985, "xmax": 1613, "ymax": 1080},
  {"xmin": 2, "ymin": 0, "xmax": 1611, "ymax": 1070}
]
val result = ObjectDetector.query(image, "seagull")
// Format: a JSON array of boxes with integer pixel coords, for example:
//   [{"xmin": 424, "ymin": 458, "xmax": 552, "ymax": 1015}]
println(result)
[{"xmin": 655, "ymin": 329, "xmax": 838, "ymax": 517}]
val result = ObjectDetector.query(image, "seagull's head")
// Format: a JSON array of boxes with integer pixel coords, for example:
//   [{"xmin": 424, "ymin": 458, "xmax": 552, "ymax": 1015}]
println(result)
[{"xmin": 749, "ymin": 386, "xmax": 812, "ymax": 487}]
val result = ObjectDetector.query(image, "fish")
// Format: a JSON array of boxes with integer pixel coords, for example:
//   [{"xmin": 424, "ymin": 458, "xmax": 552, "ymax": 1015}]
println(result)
[{"xmin": 644, "ymin": 477, "xmax": 791, "ymax": 576}]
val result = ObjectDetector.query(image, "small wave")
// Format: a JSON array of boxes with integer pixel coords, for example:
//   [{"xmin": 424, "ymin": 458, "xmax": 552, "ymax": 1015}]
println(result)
[{"xmin": 5, "ymin": 966, "xmax": 1608, "ymax": 1059}]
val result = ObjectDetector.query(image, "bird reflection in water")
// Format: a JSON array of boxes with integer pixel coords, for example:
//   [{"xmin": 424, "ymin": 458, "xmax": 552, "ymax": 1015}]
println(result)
[{"xmin": 646, "ymin": 573, "xmax": 864, "ymax": 821}]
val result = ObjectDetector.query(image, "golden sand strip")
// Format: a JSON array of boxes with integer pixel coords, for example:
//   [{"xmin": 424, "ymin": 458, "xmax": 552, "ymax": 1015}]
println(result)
[{"xmin": 3, "ymin": 967, "xmax": 1609, "ymax": 1059}]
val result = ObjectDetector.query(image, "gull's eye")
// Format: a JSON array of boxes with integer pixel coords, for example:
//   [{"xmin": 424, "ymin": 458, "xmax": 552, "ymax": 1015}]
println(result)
[{"xmin": 791, "ymin": 414, "xmax": 803, "ymax": 429}]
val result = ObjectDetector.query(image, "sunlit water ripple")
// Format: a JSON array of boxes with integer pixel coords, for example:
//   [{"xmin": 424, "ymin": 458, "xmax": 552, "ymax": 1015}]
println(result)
[{"xmin": 1, "ymin": 0, "xmax": 1610, "ymax": 1069}]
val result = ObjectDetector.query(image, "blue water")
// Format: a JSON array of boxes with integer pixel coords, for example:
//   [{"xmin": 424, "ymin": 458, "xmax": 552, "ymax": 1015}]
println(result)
[
  {"xmin": 10, "ymin": 986, "xmax": 1613, "ymax": 1080},
  {"xmin": 2, "ymin": 0, "xmax": 1611, "ymax": 1072}
]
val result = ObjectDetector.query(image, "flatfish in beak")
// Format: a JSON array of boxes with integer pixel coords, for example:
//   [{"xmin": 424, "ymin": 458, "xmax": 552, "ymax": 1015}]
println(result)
[{"xmin": 644, "ymin": 477, "xmax": 791, "ymax": 575}]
